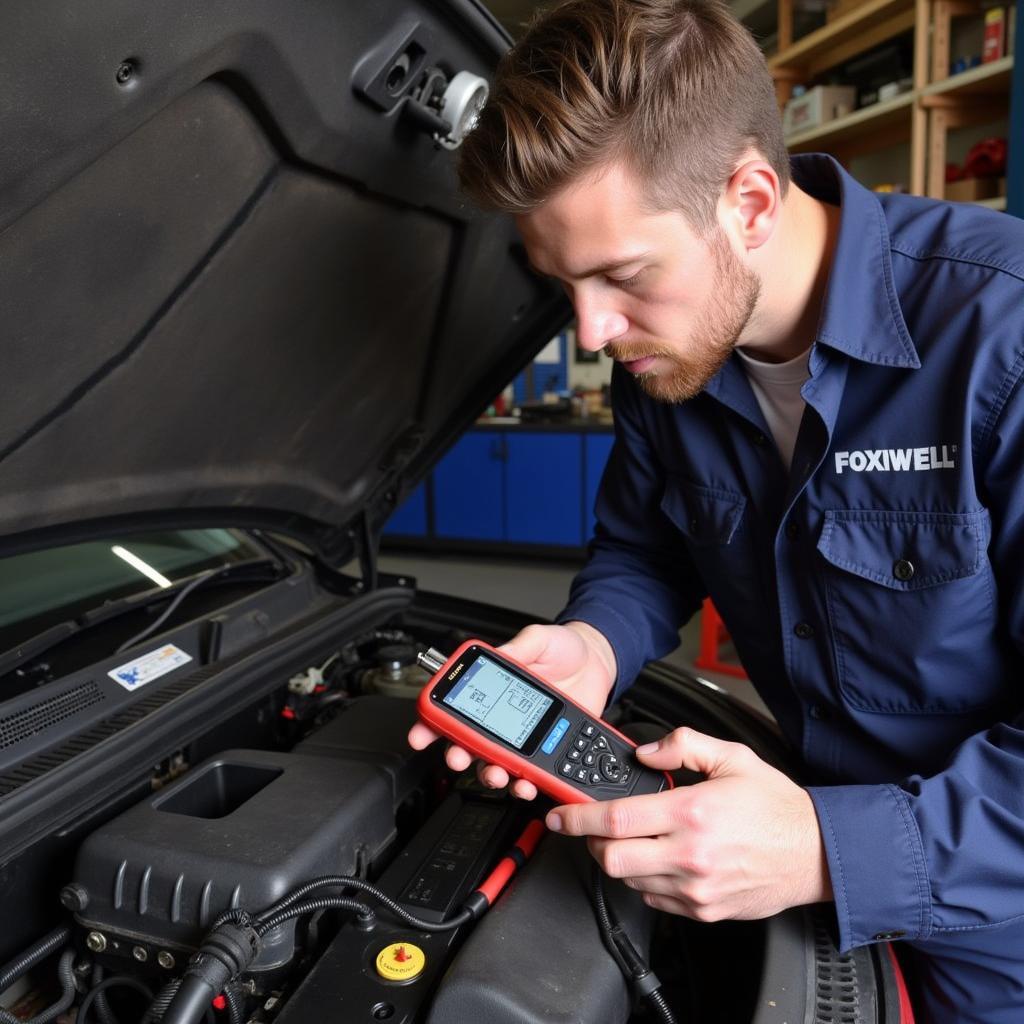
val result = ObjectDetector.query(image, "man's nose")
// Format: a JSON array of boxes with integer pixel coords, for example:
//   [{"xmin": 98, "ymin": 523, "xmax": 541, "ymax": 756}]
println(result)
[{"xmin": 573, "ymin": 290, "xmax": 628, "ymax": 352}]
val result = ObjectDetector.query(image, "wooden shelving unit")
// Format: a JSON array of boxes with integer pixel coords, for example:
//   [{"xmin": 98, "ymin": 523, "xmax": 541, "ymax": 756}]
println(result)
[
  {"xmin": 765, "ymin": 0, "xmax": 1015, "ymax": 206},
  {"xmin": 922, "ymin": 55, "xmax": 1015, "ymax": 196},
  {"xmin": 786, "ymin": 90, "xmax": 916, "ymax": 154},
  {"xmin": 923, "ymin": 53, "xmax": 1014, "ymax": 96},
  {"xmin": 769, "ymin": 0, "xmax": 915, "ymax": 88}
]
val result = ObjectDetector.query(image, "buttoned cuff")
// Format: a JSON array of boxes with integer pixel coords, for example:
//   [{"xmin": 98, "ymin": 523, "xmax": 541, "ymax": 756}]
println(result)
[
  {"xmin": 554, "ymin": 599, "xmax": 645, "ymax": 703},
  {"xmin": 807, "ymin": 783, "xmax": 932, "ymax": 953}
]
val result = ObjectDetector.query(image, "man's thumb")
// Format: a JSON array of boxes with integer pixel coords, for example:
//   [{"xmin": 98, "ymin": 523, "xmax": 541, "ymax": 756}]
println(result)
[{"xmin": 635, "ymin": 727, "xmax": 738, "ymax": 777}]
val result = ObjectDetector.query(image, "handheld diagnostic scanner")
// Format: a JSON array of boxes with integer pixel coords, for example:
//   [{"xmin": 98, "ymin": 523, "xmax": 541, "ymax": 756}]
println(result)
[{"xmin": 416, "ymin": 640, "xmax": 672, "ymax": 804}]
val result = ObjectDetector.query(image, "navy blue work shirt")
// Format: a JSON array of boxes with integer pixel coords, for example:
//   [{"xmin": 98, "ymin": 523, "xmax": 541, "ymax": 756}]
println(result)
[{"xmin": 557, "ymin": 154, "xmax": 1024, "ymax": 955}]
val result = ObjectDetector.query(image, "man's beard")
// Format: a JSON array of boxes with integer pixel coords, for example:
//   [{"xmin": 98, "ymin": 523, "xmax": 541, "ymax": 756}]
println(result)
[{"xmin": 605, "ymin": 234, "xmax": 760, "ymax": 403}]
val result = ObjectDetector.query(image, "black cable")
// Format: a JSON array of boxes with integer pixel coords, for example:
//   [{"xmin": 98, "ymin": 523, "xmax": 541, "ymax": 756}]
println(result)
[
  {"xmin": 90, "ymin": 965, "xmax": 120, "ymax": 1024},
  {"xmin": 0, "ymin": 924, "xmax": 72, "ymax": 994},
  {"xmin": 164, "ymin": 875, "xmax": 477, "ymax": 1024},
  {"xmin": 0, "ymin": 950, "xmax": 76, "ymax": 1024},
  {"xmin": 590, "ymin": 864, "xmax": 678, "ymax": 1024},
  {"xmin": 591, "ymin": 864, "xmax": 631, "ymax": 978},
  {"xmin": 77, "ymin": 975, "xmax": 153, "ymax": 1024},
  {"xmin": 213, "ymin": 875, "xmax": 474, "ymax": 936},
  {"xmin": 115, "ymin": 570, "xmax": 216, "ymax": 654},
  {"xmin": 256, "ymin": 875, "xmax": 473, "ymax": 933},
  {"xmin": 140, "ymin": 979, "xmax": 180, "ymax": 1024},
  {"xmin": 155, "ymin": 976, "xmax": 210, "ymax": 1024},
  {"xmin": 647, "ymin": 987, "xmax": 678, "ymax": 1023},
  {"xmin": 138, "ymin": 981, "xmax": 217, "ymax": 1024},
  {"xmin": 257, "ymin": 896, "xmax": 375, "ymax": 935},
  {"xmin": 222, "ymin": 983, "xmax": 245, "ymax": 1024}
]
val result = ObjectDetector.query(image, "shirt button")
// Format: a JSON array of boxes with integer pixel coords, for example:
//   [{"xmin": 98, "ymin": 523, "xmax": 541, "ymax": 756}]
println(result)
[
  {"xmin": 794, "ymin": 622, "xmax": 815, "ymax": 639},
  {"xmin": 893, "ymin": 559, "xmax": 915, "ymax": 582},
  {"xmin": 809, "ymin": 704, "xmax": 831, "ymax": 721},
  {"xmin": 785, "ymin": 520, "xmax": 800, "ymax": 541},
  {"xmin": 753, "ymin": 432, "xmax": 768, "ymax": 447},
  {"xmin": 872, "ymin": 930, "xmax": 906, "ymax": 941}
]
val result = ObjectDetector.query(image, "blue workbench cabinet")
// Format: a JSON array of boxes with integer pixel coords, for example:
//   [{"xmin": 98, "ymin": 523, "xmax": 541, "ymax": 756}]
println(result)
[
  {"xmin": 432, "ymin": 432, "xmax": 506, "ymax": 541},
  {"xmin": 584, "ymin": 433, "xmax": 615, "ymax": 540},
  {"xmin": 505, "ymin": 432, "xmax": 583, "ymax": 546},
  {"xmin": 383, "ymin": 425, "xmax": 614, "ymax": 552}
]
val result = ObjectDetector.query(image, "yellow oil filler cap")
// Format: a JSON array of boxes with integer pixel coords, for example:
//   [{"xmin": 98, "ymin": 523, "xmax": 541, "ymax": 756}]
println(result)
[{"xmin": 375, "ymin": 942, "xmax": 426, "ymax": 982}]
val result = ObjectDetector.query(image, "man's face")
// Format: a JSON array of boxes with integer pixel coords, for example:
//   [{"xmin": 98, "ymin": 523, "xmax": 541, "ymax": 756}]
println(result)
[{"xmin": 516, "ymin": 162, "xmax": 760, "ymax": 403}]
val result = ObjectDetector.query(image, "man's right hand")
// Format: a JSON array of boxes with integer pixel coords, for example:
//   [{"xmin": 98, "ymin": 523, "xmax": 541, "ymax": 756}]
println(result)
[{"xmin": 407, "ymin": 621, "xmax": 617, "ymax": 800}]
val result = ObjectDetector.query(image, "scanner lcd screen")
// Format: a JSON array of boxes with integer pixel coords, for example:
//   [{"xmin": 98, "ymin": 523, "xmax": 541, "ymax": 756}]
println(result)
[{"xmin": 443, "ymin": 655, "xmax": 554, "ymax": 749}]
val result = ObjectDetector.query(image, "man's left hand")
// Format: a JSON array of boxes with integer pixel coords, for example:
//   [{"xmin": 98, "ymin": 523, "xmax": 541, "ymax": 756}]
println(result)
[{"xmin": 546, "ymin": 727, "xmax": 833, "ymax": 921}]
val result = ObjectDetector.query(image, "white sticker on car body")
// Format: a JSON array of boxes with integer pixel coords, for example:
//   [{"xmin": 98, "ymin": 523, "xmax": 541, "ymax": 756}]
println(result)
[{"xmin": 108, "ymin": 644, "xmax": 193, "ymax": 691}]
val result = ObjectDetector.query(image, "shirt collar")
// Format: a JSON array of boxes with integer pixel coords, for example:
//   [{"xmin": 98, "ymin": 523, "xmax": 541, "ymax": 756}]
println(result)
[{"xmin": 791, "ymin": 154, "xmax": 919, "ymax": 370}]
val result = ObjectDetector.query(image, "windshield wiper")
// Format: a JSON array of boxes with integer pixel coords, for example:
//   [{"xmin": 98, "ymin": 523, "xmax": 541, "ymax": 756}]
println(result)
[{"xmin": 0, "ymin": 558, "xmax": 286, "ymax": 679}]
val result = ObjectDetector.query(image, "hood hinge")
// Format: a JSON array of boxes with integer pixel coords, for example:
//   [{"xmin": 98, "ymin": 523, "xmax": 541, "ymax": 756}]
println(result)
[{"xmin": 356, "ymin": 510, "xmax": 379, "ymax": 593}]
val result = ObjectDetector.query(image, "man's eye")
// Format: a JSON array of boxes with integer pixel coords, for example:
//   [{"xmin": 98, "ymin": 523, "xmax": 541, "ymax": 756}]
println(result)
[{"xmin": 610, "ymin": 269, "xmax": 645, "ymax": 288}]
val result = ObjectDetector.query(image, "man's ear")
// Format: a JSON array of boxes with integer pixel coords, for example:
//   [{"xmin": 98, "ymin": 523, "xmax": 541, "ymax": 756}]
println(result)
[{"xmin": 720, "ymin": 159, "xmax": 781, "ymax": 253}]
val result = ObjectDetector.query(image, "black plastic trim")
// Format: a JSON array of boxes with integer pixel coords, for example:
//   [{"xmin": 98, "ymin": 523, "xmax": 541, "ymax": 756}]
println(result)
[{"xmin": 0, "ymin": 587, "xmax": 413, "ymax": 863}]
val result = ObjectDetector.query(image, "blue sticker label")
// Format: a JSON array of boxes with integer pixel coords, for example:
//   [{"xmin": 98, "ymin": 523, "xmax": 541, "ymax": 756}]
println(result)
[
  {"xmin": 541, "ymin": 717, "xmax": 571, "ymax": 755},
  {"xmin": 108, "ymin": 644, "xmax": 192, "ymax": 692}
]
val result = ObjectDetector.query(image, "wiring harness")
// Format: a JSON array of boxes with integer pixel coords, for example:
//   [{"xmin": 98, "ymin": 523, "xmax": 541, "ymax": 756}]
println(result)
[
  {"xmin": 156, "ymin": 819, "xmax": 546, "ymax": 1024},
  {"xmin": 0, "ymin": 820, "xmax": 671, "ymax": 1024}
]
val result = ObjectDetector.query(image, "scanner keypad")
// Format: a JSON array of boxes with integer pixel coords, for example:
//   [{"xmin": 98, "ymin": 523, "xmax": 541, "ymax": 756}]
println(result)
[{"xmin": 560, "ymin": 725, "xmax": 633, "ymax": 788}]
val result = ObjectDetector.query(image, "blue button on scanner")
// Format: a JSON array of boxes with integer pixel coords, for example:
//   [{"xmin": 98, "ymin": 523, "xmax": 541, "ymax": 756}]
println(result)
[{"xmin": 542, "ymin": 717, "xmax": 571, "ymax": 755}]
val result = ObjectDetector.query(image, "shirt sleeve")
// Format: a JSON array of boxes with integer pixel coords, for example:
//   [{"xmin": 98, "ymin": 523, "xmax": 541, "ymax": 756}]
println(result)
[
  {"xmin": 809, "ymin": 358, "xmax": 1024, "ymax": 953},
  {"xmin": 555, "ymin": 366, "xmax": 707, "ymax": 700}
]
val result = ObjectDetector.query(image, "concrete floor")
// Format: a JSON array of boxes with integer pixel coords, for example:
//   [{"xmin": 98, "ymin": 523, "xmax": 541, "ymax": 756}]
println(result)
[{"xmin": 378, "ymin": 550, "xmax": 769, "ymax": 716}]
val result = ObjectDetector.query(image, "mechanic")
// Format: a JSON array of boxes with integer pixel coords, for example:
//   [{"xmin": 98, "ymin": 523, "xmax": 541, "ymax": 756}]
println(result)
[{"xmin": 409, "ymin": 0, "xmax": 1024, "ymax": 1019}]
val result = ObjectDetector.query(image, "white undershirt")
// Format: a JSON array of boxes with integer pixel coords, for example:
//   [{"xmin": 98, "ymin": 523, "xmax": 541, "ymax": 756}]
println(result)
[{"xmin": 735, "ymin": 347, "xmax": 812, "ymax": 471}]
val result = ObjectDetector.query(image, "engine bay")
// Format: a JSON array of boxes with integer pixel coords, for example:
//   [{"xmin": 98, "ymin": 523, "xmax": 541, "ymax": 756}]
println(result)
[
  {"xmin": 0, "ymin": 611, "xmax": 885, "ymax": 1024},
  {"xmin": 0, "ymin": 622, "xmax": 697, "ymax": 1024}
]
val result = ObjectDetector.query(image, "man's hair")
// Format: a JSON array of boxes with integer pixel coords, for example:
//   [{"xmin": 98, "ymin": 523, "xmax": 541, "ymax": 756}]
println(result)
[{"xmin": 458, "ymin": 0, "xmax": 788, "ymax": 234}]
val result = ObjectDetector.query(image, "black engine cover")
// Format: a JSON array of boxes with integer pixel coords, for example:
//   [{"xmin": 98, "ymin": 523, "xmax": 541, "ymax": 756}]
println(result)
[{"xmin": 70, "ymin": 748, "xmax": 394, "ymax": 970}]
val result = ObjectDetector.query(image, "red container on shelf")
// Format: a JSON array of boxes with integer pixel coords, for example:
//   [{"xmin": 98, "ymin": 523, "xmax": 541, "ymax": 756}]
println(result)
[{"xmin": 983, "ymin": 7, "xmax": 1006, "ymax": 63}]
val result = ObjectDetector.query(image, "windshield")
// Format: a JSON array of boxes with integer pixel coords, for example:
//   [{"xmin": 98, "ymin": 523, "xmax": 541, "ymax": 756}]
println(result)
[{"xmin": 0, "ymin": 529, "xmax": 264, "ymax": 651}]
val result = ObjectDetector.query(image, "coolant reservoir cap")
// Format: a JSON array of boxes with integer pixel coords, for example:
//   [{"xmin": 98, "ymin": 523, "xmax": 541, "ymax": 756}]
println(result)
[{"xmin": 375, "ymin": 942, "xmax": 426, "ymax": 982}]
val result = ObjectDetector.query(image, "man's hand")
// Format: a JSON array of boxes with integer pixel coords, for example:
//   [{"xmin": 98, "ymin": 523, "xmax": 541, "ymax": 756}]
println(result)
[
  {"xmin": 547, "ymin": 727, "xmax": 833, "ymax": 920},
  {"xmin": 407, "ymin": 621, "xmax": 616, "ymax": 800}
]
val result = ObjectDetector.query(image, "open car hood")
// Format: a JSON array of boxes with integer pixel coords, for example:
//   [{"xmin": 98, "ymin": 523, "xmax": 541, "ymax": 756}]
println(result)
[{"xmin": 0, "ymin": 0, "xmax": 569, "ymax": 564}]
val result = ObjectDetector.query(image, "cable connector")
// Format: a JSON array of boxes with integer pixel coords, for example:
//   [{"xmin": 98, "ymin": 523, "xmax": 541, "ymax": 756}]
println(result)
[
  {"xmin": 195, "ymin": 917, "xmax": 261, "ymax": 978},
  {"xmin": 160, "ymin": 918, "xmax": 261, "ymax": 1024},
  {"xmin": 288, "ymin": 667, "xmax": 324, "ymax": 695},
  {"xmin": 608, "ymin": 924, "xmax": 664, "ymax": 1000},
  {"xmin": 416, "ymin": 648, "xmax": 447, "ymax": 674}
]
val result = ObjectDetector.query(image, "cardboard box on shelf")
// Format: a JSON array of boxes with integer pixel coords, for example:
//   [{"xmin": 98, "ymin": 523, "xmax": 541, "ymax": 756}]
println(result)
[
  {"xmin": 783, "ymin": 85, "xmax": 857, "ymax": 135},
  {"xmin": 945, "ymin": 177, "xmax": 1005, "ymax": 201}
]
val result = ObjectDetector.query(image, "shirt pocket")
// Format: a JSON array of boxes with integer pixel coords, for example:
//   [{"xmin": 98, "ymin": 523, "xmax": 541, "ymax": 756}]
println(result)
[
  {"xmin": 817, "ymin": 508, "xmax": 998, "ymax": 713},
  {"xmin": 660, "ymin": 476, "xmax": 746, "ymax": 546},
  {"xmin": 660, "ymin": 477, "xmax": 760, "ymax": 619}
]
